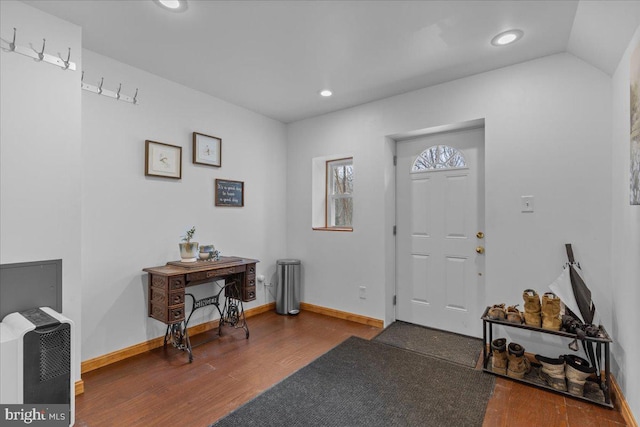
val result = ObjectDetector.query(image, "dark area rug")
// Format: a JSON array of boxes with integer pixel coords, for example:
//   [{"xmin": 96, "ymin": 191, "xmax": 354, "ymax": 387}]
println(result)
[
  {"xmin": 210, "ymin": 336, "xmax": 495, "ymax": 427},
  {"xmin": 373, "ymin": 321, "xmax": 482, "ymax": 368}
]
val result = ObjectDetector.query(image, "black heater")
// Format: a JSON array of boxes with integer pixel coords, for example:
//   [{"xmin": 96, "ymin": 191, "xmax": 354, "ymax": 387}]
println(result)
[{"xmin": 21, "ymin": 308, "xmax": 71, "ymax": 405}]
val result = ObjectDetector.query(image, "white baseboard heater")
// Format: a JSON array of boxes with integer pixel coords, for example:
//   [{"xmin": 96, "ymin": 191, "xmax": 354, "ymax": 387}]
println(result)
[{"xmin": 0, "ymin": 307, "xmax": 75, "ymax": 426}]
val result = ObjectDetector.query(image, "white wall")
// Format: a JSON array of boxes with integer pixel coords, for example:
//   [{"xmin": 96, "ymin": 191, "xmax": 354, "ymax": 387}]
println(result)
[
  {"xmin": 80, "ymin": 50, "xmax": 288, "ymax": 361},
  {"xmin": 0, "ymin": 1, "xmax": 82, "ymax": 381},
  {"xmin": 287, "ymin": 53, "xmax": 612, "ymax": 341},
  {"xmin": 611, "ymin": 25, "xmax": 640, "ymax": 422}
]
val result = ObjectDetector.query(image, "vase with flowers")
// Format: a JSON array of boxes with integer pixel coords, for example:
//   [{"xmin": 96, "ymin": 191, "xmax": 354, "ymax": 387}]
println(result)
[{"xmin": 179, "ymin": 226, "xmax": 199, "ymax": 262}]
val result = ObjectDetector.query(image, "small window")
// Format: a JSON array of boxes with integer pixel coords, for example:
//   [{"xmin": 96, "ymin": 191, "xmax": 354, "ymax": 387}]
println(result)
[
  {"xmin": 412, "ymin": 145, "xmax": 466, "ymax": 171},
  {"xmin": 326, "ymin": 158, "xmax": 353, "ymax": 229}
]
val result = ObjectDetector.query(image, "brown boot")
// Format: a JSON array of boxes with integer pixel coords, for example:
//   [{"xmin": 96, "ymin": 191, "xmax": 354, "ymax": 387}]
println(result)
[
  {"xmin": 564, "ymin": 355, "xmax": 596, "ymax": 396},
  {"xmin": 541, "ymin": 292, "xmax": 562, "ymax": 331},
  {"xmin": 488, "ymin": 303, "xmax": 506, "ymax": 321},
  {"xmin": 507, "ymin": 342, "xmax": 530, "ymax": 379},
  {"xmin": 506, "ymin": 305, "xmax": 523, "ymax": 324},
  {"xmin": 522, "ymin": 289, "xmax": 541, "ymax": 327},
  {"xmin": 491, "ymin": 338, "xmax": 508, "ymax": 375},
  {"xmin": 535, "ymin": 354, "xmax": 567, "ymax": 391}
]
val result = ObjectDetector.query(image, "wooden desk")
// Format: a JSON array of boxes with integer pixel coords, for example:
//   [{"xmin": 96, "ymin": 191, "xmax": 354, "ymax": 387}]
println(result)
[{"xmin": 143, "ymin": 256, "xmax": 258, "ymax": 361}]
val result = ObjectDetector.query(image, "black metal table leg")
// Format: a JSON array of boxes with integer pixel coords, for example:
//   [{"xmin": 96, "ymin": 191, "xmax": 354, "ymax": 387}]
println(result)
[
  {"xmin": 221, "ymin": 281, "xmax": 249, "ymax": 339},
  {"xmin": 163, "ymin": 324, "xmax": 171, "ymax": 347},
  {"xmin": 604, "ymin": 341, "xmax": 611, "ymax": 405},
  {"xmin": 168, "ymin": 282, "xmax": 250, "ymax": 362},
  {"xmin": 164, "ymin": 322, "xmax": 192, "ymax": 361},
  {"xmin": 482, "ymin": 318, "xmax": 488, "ymax": 369}
]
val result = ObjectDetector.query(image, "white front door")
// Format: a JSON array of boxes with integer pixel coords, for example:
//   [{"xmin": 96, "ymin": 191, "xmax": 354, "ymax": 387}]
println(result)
[{"xmin": 395, "ymin": 127, "xmax": 485, "ymax": 337}]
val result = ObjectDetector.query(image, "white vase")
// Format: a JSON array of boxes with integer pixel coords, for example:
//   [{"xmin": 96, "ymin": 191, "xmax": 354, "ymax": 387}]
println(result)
[{"xmin": 179, "ymin": 242, "xmax": 199, "ymax": 262}]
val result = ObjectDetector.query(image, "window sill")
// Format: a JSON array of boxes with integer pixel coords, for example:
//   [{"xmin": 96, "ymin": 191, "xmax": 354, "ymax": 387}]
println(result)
[{"xmin": 312, "ymin": 227, "xmax": 353, "ymax": 232}]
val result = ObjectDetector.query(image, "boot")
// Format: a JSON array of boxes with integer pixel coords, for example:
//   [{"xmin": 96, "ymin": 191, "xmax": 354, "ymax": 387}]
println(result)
[
  {"xmin": 507, "ymin": 342, "xmax": 531, "ymax": 379},
  {"xmin": 522, "ymin": 289, "xmax": 541, "ymax": 327},
  {"xmin": 535, "ymin": 354, "xmax": 567, "ymax": 391},
  {"xmin": 487, "ymin": 303, "xmax": 506, "ymax": 321},
  {"xmin": 564, "ymin": 354, "xmax": 596, "ymax": 396},
  {"xmin": 491, "ymin": 338, "xmax": 508, "ymax": 375},
  {"xmin": 506, "ymin": 305, "xmax": 523, "ymax": 324},
  {"xmin": 541, "ymin": 292, "xmax": 562, "ymax": 331}
]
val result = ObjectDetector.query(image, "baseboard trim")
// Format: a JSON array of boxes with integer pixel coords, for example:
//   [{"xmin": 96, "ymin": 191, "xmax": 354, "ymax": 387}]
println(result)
[
  {"xmin": 299, "ymin": 302, "xmax": 384, "ymax": 328},
  {"xmin": 81, "ymin": 302, "xmax": 276, "ymax": 375},
  {"xmin": 75, "ymin": 379, "xmax": 84, "ymax": 396},
  {"xmin": 611, "ymin": 374, "xmax": 638, "ymax": 427}
]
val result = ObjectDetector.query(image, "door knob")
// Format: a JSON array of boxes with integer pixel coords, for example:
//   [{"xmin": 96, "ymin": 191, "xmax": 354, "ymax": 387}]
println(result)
[
  {"xmin": 476, "ymin": 246, "xmax": 485, "ymax": 254},
  {"xmin": 476, "ymin": 232, "xmax": 484, "ymax": 239}
]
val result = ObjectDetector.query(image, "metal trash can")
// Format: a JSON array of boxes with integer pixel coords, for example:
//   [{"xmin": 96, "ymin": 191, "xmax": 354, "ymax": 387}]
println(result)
[{"xmin": 276, "ymin": 259, "xmax": 301, "ymax": 315}]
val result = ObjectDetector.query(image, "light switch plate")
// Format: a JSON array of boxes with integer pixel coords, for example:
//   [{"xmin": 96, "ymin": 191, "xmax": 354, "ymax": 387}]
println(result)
[{"xmin": 521, "ymin": 195, "xmax": 534, "ymax": 213}]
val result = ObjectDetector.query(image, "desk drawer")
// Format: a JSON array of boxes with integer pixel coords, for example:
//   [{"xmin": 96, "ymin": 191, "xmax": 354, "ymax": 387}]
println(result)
[
  {"xmin": 151, "ymin": 287, "xmax": 185, "ymax": 306},
  {"xmin": 150, "ymin": 304, "xmax": 185, "ymax": 323},
  {"xmin": 243, "ymin": 286, "xmax": 256, "ymax": 301},
  {"xmin": 187, "ymin": 267, "xmax": 237, "ymax": 282},
  {"xmin": 170, "ymin": 277, "xmax": 185, "ymax": 290},
  {"xmin": 245, "ymin": 274, "xmax": 256, "ymax": 288},
  {"xmin": 150, "ymin": 275, "xmax": 186, "ymax": 291},
  {"xmin": 224, "ymin": 285, "xmax": 255, "ymax": 301}
]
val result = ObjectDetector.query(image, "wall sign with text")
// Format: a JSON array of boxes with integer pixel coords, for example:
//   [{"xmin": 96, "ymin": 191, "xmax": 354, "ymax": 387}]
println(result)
[{"xmin": 215, "ymin": 179, "xmax": 244, "ymax": 207}]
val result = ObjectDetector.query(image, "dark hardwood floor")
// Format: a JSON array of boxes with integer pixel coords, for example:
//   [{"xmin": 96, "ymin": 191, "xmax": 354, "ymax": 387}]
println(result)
[{"xmin": 74, "ymin": 311, "xmax": 629, "ymax": 426}]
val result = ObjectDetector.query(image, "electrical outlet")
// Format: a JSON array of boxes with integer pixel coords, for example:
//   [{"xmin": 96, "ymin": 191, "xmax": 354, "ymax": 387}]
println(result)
[{"xmin": 359, "ymin": 286, "xmax": 366, "ymax": 299}]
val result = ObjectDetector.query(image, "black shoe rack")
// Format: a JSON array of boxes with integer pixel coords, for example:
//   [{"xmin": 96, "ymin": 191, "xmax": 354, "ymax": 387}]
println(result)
[{"xmin": 481, "ymin": 306, "xmax": 613, "ymax": 408}]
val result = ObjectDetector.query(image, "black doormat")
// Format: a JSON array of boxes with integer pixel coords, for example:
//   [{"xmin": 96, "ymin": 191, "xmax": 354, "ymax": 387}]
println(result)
[
  {"xmin": 210, "ymin": 336, "xmax": 494, "ymax": 427},
  {"xmin": 373, "ymin": 321, "xmax": 482, "ymax": 368}
]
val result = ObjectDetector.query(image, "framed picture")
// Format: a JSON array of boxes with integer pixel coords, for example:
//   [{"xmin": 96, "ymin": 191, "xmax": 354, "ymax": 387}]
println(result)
[
  {"xmin": 193, "ymin": 132, "xmax": 222, "ymax": 167},
  {"xmin": 145, "ymin": 140, "xmax": 182, "ymax": 179},
  {"xmin": 215, "ymin": 179, "xmax": 244, "ymax": 207}
]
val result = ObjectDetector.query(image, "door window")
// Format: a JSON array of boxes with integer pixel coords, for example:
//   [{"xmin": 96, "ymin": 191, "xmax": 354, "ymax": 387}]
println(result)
[{"xmin": 411, "ymin": 145, "xmax": 466, "ymax": 172}]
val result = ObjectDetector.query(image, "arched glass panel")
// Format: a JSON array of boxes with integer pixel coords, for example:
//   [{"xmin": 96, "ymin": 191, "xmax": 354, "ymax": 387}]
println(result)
[{"xmin": 411, "ymin": 145, "xmax": 466, "ymax": 171}]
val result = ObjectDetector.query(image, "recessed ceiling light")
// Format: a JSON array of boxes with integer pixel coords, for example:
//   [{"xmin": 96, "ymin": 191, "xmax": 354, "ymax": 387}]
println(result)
[
  {"xmin": 154, "ymin": 0, "xmax": 188, "ymax": 12},
  {"xmin": 491, "ymin": 29, "xmax": 524, "ymax": 46},
  {"xmin": 320, "ymin": 90, "xmax": 332, "ymax": 97}
]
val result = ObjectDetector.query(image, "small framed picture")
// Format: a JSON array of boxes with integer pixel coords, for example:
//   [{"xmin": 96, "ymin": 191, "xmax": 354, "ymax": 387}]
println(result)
[
  {"xmin": 193, "ymin": 132, "xmax": 222, "ymax": 167},
  {"xmin": 215, "ymin": 179, "xmax": 244, "ymax": 207},
  {"xmin": 145, "ymin": 140, "xmax": 182, "ymax": 179}
]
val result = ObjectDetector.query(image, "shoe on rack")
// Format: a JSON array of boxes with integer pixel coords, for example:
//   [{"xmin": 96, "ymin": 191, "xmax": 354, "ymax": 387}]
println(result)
[
  {"xmin": 564, "ymin": 354, "xmax": 596, "ymax": 396},
  {"xmin": 488, "ymin": 303, "xmax": 506, "ymax": 321},
  {"xmin": 491, "ymin": 338, "xmax": 508, "ymax": 375},
  {"xmin": 522, "ymin": 289, "xmax": 542, "ymax": 328},
  {"xmin": 506, "ymin": 305, "xmax": 524, "ymax": 324},
  {"xmin": 535, "ymin": 354, "xmax": 567, "ymax": 391},
  {"xmin": 507, "ymin": 342, "xmax": 531, "ymax": 379},
  {"xmin": 542, "ymin": 292, "xmax": 562, "ymax": 331}
]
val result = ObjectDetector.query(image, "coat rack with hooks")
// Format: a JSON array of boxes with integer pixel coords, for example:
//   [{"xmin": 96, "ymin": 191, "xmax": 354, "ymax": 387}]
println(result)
[
  {"xmin": 81, "ymin": 72, "xmax": 139, "ymax": 105},
  {"xmin": 0, "ymin": 27, "xmax": 76, "ymax": 71}
]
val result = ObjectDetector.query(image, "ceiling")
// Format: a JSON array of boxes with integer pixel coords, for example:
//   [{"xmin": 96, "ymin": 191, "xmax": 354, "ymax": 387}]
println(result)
[{"xmin": 21, "ymin": 0, "xmax": 640, "ymax": 123}]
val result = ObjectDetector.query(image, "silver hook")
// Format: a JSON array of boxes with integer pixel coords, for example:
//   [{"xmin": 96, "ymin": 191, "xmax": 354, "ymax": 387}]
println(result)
[
  {"xmin": 10, "ymin": 27, "xmax": 16, "ymax": 51},
  {"xmin": 1, "ymin": 27, "xmax": 17, "ymax": 52},
  {"xmin": 116, "ymin": 83, "xmax": 122, "ymax": 100},
  {"xmin": 7, "ymin": 27, "xmax": 16, "ymax": 51},
  {"xmin": 97, "ymin": 77, "xmax": 104, "ymax": 94},
  {"xmin": 60, "ymin": 47, "xmax": 71, "ymax": 70},
  {"xmin": 32, "ymin": 38, "xmax": 46, "ymax": 61},
  {"xmin": 81, "ymin": 70, "xmax": 85, "ymax": 83},
  {"xmin": 133, "ymin": 88, "xmax": 138, "ymax": 104}
]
